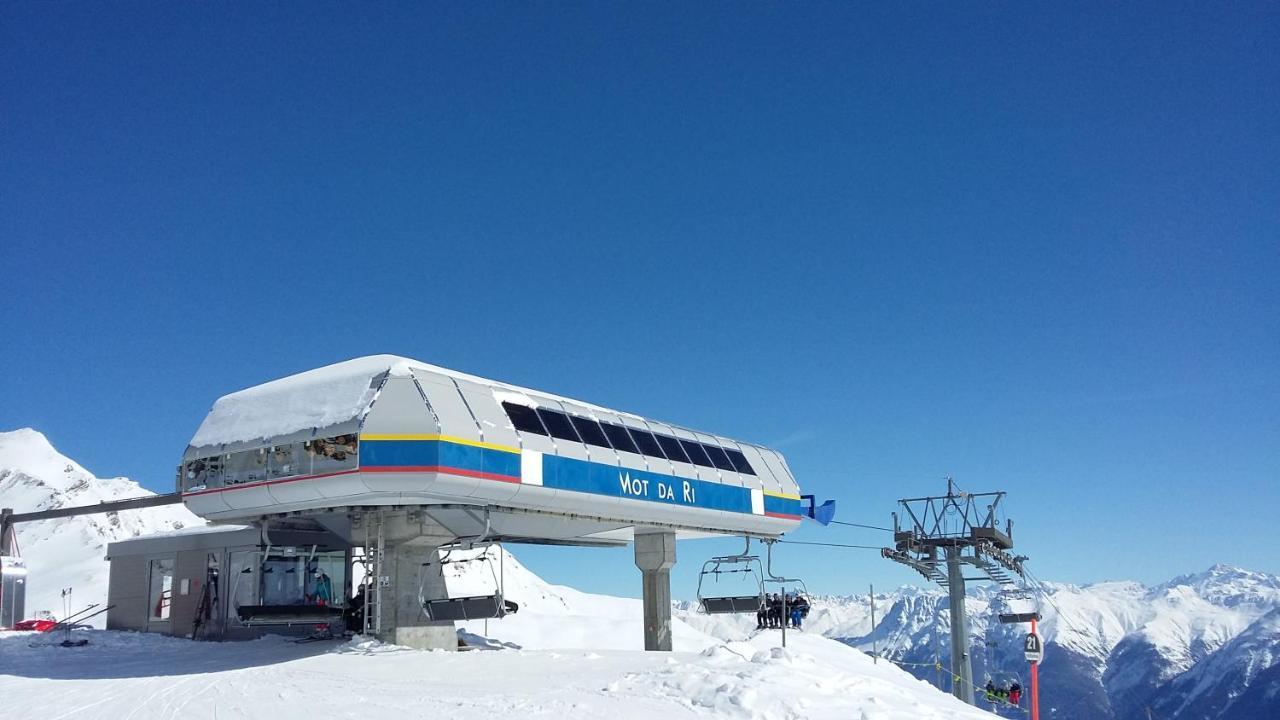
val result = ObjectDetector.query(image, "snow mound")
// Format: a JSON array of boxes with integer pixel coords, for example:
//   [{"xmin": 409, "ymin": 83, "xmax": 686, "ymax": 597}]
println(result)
[{"xmin": 606, "ymin": 633, "xmax": 989, "ymax": 720}]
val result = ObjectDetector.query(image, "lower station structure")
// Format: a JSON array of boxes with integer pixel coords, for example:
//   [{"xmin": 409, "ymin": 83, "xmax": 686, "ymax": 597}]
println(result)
[{"xmin": 106, "ymin": 355, "xmax": 803, "ymax": 650}]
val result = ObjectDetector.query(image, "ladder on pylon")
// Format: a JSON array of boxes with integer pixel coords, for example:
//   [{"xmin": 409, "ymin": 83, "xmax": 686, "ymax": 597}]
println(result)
[{"xmin": 361, "ymin": 510, "xmax": 385, "ymax": 637}]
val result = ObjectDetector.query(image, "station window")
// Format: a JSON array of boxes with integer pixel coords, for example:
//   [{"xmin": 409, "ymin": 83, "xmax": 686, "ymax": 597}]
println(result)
[
  {"xmin": 601, "ymin": 423, "xmax": 639, "ymax": 454},
  {"xmin": 569, "ymin": 415, "xmax": 611, "ymax": 449},
  {"xmin": 724, "ymin": 448, "xmax": 757, "ymax": 475},
  {"xmin": 227, "ymin": 551, "xmax": 257, "ymax": 622},
  {"xmin": 223, "ymin": 448, "xmax": 268, "ymax": 486},
  {"xmin": 502, "ymin": 402, "xmax": 548, "ymax": 436},
  {"xmin": 149, "ymin": 558, "xmax": 174, "ymax": 621},
  {"xmin": 308, "ymin": 434, "xmax": 358, "ymax": 474},
  {"xmin": 627, "ymin": 427, "xmax": 666, "ymax": 458},
  {"xmin": 268, "ymin": 442, "xmax": 306, "ymax": 479},
  {"xmin": 680, "ymin": 439, "xmax": 716, "ymax": 468},
  {"xmin": 655, "ymin": 434, "xmax": 689, "ymax": 463},
  {"xmin": 497, "ymin": 399, "xmax": 758, "ymax": 475},
  {"xmin": 184, "ymin": 455, "xmax": 224, "ymax": 491},
  {"xmin": 704, "ymin": 444, "xmax": 736, "ymax": 472},
  {"xmin": 536, "ymin": 409, "xmax": 582, "ymax": 443}
]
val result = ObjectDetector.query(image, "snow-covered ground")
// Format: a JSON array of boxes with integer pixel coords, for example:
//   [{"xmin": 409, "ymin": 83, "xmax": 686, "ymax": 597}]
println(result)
[{"xmin": 0, "ymin": 628, "xmax": 991, "ymax": 720}]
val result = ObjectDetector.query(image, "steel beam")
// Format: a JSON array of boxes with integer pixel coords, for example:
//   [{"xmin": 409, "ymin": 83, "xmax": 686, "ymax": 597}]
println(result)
[
  {"xmin": 3, "ymin": 494, "xmax": 184, "ymax": 556},
  {"xmin": 946, "ymin": 546, "xmax": 975, "ymax": 705}
]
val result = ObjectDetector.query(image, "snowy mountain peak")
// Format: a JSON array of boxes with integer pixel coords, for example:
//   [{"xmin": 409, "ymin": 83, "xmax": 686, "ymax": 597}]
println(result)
[
  {"xmin": 1, "ymin": 427, "xmax": 202, "ymax": 621},
  {"xmin": 0, "ymin": 428, "xmax": 94, "ymax": 496},
  {"xmin": 1160, "ymin": 565, "xmax": 1280, "ymax": 607}
]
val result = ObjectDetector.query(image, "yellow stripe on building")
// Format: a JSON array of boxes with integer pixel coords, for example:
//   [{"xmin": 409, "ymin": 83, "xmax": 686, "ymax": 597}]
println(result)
[
  {"xmin": 359, "ymin": 434, "xmax": 521, "ymax": 455},
  {"xmin": 763, "ymin": 490, "xmax": 802, "ymax": 500}
]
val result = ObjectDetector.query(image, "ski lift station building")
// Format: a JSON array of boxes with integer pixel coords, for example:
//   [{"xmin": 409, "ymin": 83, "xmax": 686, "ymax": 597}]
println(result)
[{"xmin": 105, "ymin": 355, "xmax": 803, "ymax": 650}]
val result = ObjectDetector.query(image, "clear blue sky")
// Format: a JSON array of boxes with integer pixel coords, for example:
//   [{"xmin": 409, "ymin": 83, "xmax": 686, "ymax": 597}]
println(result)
[{"xmin": 2, "ymin": 3, "xmax": 1277, "ymax": 600}]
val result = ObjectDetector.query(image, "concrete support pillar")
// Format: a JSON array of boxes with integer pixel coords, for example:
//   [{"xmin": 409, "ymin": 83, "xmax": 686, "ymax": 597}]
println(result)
[
  {"xmin": 634, "ymin": 531, "xmax": 676, "ymax": 651},
  {"xmin": 358, "ymin": 508, "xmax": 457, "ymax": 651},
  {"xmin": 946, "ymin": 545, "xmax": 975, "ymax": 705},
  {"xmin": 379, "ymin": 540, "xmax": 456, "ymax": 651}
]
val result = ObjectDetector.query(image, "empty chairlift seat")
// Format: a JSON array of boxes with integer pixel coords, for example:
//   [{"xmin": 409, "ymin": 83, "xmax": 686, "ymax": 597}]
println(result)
[
  {"xmin": 421, "ymin": 595, "xmax": 517, "ymax": 622},
  {"xmin": 235, "ymin": 604, "xmax": 344, "ymax": 627},
  {"xmin": 420, "ymin": 543, "xmax": 518, "ymax": 622},
  {"xmin": 697, "ymin": 544, "xmax": 766, "ymax": 615},
  {"xmin": 700, "ymin": 595, "xmax": 764, "ymax": 614}
]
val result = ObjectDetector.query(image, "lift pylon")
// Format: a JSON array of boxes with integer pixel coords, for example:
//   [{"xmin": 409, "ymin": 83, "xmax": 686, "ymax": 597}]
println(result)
[{"xmin": 880, "ymin": 478, "xmax": 1027, "ymax": 706}]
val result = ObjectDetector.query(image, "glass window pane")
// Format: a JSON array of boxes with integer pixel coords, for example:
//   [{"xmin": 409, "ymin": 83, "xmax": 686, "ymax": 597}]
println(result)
[
  {"xmin": 569, "ymin": 416, "xmax": 610, "ymax": 448},
  {"xmin": 184, "ymin": 456, "xmax": 224, "ymax": 491},
  {"xmin": 656, "ymin": 434, "xmax": 689, "ymax": 463},
  {"xmin": 725, "ymin": 449, "xmax": 756, "ymax": 475},
  {"xmin": 228, "ymin": 551, "xmax": 256, "ymax": 624},
  {"xmin": 309, "ymin": 434, "xmax": 358, "ymax": 474},
  {"xmin": 704, "ymin": 443, "xmax": 736, "ymax": 471},
  {"xmin": 502, "ymin": 402, "xmax": 548, "ymax": 435},
  {"xmin": 149, "ymin": 558, "xmax": 174, "ymax": 621},
  {"xmin": 261, "ymin": 552, "xmax": 308, "ymax": 605},
  {"xmin": 224, "ymin": 448, "xmax": 267, "ymax": 486},
  {"xmin": 628, "ymin": 427, "xmax": 665, "ymax": 457},
  {"xmin": 536, "ymin": 409, "xmax": 581, "ymax": 443},
  {"xmin": 602, "ymin": 423, "xmax": 639, "ymax": 454},
  {"xmin": 307, "ymin": 552, "xmax": 346, "ymax": 607},
  {"xmin": 680, "ymin": 439, "xmax": 715, "ymax": 467},
  {"xmin": 268, "ymin": 443, "xmax": 305, "ymax": 479}
]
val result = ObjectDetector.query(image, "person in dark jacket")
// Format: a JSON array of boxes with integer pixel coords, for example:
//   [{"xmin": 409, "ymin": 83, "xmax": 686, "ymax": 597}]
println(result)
[
  {"xmin": 767, "ymin": 593, "xmax": 783, "ymax": 628},
  {"xmin": 756, "ymin": 599, "xmax": 768, "ymax": 630},
  {"xmin": 344, "ymin": 584, "xmax": 366, "ymax": 633},
  {"xmin": 1008, "ymin": 682, "xmax": 1022, "ymax": 705}
]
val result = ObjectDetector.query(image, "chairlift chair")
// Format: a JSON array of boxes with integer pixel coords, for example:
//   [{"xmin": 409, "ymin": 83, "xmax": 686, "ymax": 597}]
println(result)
[
  {"xmin": 420, "ymin": 543, "xmax": 515, "ymax": 622},
  {"xmin": 761, "ymin": 538, "xmax": 812, "ymax": 628},
  {"xmin": 696, "ymin": 538, "xmax": 766, "ymax": 615},
  {"xmin": 231, "ymin": 543, "xmax": 344, "ymax": 628},
  {"xmin": 419, "ymin": 509, "xmax": 516, "ymax": 623},
  {"xmin": 762, "ymin": 538, "xmax": 810, "ymax": 597},
  {"xmin": 999, "ymin": 586, "xmax": 1034, "ymax": 602}
]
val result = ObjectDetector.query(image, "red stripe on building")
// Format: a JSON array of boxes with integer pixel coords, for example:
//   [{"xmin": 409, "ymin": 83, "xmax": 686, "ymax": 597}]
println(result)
[{"xmin": 360, "ymin": 465, "xmax": 521, "ymax": 483}]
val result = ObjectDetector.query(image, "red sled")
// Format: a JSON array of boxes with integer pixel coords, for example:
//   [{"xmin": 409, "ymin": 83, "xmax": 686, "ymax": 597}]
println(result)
[{"xmin": 13, "ymin": 618, "xmax": 58, "ymax": 632}]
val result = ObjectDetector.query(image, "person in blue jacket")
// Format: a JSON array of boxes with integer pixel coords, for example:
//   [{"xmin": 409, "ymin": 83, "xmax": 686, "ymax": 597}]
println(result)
[
  {"xmin": 310, "ymin": 569, "xmax": 333, "ymax": 606},
  {"xmin": 789, "ymin": 593, "xmax": 810, "ymax": 628}
]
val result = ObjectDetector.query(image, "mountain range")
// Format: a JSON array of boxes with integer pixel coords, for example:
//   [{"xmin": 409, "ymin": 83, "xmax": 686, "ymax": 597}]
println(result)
[{"xmin": 678, "ymin": 566, "xmax": 1280, "ymax": 719}]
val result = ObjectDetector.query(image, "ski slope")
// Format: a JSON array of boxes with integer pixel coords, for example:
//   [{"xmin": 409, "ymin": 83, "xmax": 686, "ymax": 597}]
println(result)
[{"xmin": 0, "ymin": 628, "xmax": 993, "ymax": 720}]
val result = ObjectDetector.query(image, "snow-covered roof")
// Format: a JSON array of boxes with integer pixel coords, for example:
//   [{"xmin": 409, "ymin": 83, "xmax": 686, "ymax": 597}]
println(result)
[
  {"xmin": 186, "ymin": 354, "xmax": 714, "ymax": 450},
  {"xmin": 188, "ymin": 355, "xmax": 408, "ymax": 448}
]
